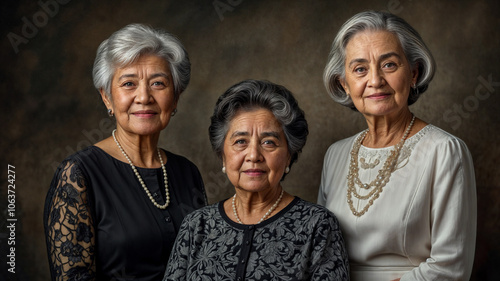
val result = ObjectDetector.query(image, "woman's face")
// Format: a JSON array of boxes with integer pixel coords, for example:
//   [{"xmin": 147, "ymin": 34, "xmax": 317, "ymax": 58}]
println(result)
[
  {"xmin": 223, "ymin": 108, "xmax": 291, "ymax": 193},
  {"xmin": 341, "ymin": 30, "xmax": 418, "ymax": 117},
  {"xmin": 101, "ymin": 54, "xmax": 177, "ymax": 136}
]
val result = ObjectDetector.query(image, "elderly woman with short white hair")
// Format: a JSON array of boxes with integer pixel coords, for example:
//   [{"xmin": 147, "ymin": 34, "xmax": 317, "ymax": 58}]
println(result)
[
  {"xmin": 43, "ymin": 24, "xmax": 206, "ymax": 281},
  {"xmin": 318, "ymin": 11, "xmax": 476, "ymax": 281}
]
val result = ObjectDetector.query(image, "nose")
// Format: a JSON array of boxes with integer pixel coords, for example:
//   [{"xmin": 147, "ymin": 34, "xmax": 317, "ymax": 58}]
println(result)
[
  {"xmin": 368, "ymin": 68, "xmax": 385, "ymax": 88},
  {"xmin": 246, "ymin": 141, "xmax": 264, "ymax": 163},
  {"xmin": 135, "ymin": 83, "xmax": 153, "ymax": 104}
]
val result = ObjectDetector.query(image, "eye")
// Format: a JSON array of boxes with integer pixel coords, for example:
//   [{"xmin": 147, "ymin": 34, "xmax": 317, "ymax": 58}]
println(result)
[
  {"xmin": 152, "ymin": 81, "xmax": 166, "ymax": 87},
  {"xmin": 262, "ymin": 139, "xmax": 277, "ymax": 147},
  {"xmin": 122, "ymin": 81, "xmax": 135, "ymax": 87},
  {"xmin": 354, "ymin": 66, "xmax": 367, "ymax": 74},
  {"xmin": 234, "ymin": 139, "xmax": 247, "ymax": 145},
  {"xmin": 382, "ymin": 62, "xmax": 399, "ymax": 73}
]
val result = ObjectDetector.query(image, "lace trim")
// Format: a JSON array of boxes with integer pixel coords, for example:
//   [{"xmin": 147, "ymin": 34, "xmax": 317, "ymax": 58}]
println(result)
[
  {"xmin": 45, "ymin": 160, "xmax": 96, "ymax": 280},
  {"xmin": 358, "ymin": 125, "xmax": 433, "ymax": 171}
]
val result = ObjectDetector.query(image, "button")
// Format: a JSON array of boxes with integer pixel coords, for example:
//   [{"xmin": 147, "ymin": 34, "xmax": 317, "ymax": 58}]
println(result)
[
  {"xmin": 245, "ymin": 240, "xmax": 250, "ymax": 245},
  {"xmin": 153, "ymin": 192, "xmax": 159, "ymax": 198},
  {"xmin": 248, "ymin": 226, "xmax": 254, "ymax": 230},
  {"xmin": 165, "ymin": 217, "xmax": 171, "ymax": 222},
  {"xmin": 237, "ymin": 277, "xmax": 242, "ymax": 281},
  {"xmin": 241, "ymin": 259, "xmax": 246, "ymax": 264}
]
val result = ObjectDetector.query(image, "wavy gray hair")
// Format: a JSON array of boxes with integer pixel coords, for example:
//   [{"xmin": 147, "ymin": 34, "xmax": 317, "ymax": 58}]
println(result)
[
  {"xmin": 92, "ymin": 23, "xmax": 190, "ymax": 100},
  {"xmin": 324, "ymin": 11, "xmax": 435, "ymax": 109},
  {"xmin": 209, "ymin": 80, "xmax": 308, "ymax": 177}
]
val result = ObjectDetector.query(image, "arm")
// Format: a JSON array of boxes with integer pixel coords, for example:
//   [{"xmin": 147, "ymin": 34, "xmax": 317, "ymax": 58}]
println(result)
[
  {"xmin": 163, "ymin": 214, "xmax": 192, "ymax": 281},
  {"xmin": 401, "ymin": 139, "xmax": 476, "ymax": 280},
  {"xmin": 44, "ymin": 160, "xmax": 96, "ymax": 281},
  {"xmin": 309, "ymin": 212, "xmax": 350, "ymax": 281}
]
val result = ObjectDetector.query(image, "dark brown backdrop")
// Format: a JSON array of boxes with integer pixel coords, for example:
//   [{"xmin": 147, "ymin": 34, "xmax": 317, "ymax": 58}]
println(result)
[{"xmin": 1, "ymin": 0, "xmax": 499, "ymax": 280}]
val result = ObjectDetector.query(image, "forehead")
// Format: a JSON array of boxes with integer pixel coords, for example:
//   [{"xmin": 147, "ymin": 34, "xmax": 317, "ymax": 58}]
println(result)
[
  {"xmin": 345, "ymin": 30, "xmax": 404, "ymax": 59},
  {"xmin": 227, "ymin": 109, "xmax": 283, "ymax": 133},
  {"xmin": 114, "ymin": 54, "xmax": 170, "ymax": 76}
]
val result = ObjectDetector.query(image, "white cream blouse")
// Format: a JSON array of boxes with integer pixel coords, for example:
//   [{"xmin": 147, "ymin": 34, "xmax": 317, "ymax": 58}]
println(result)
[{"xmin": 318, "ymin": 125, "xmax": 476, "ymax": 281}]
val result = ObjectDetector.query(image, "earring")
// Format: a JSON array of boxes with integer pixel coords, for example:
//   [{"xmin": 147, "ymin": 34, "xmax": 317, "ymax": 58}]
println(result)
[
  {"xmin": 171, "ymin": 108, "xmax": 177, "ymax": 116},
  {"xmin": 107, "ymin": 109, "xmax": 114, "ymax": 117},
  {"xmin": 222, "ymin": 167, "xmax": 226, "ymax": 173},
  {"xmin": 285, "ymin": 167, "xmax": 290, "ymax": 174}
]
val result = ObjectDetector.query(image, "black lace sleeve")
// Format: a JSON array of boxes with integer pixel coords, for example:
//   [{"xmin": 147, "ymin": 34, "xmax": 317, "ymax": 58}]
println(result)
[{"xmin": 43, "ymin": 159, "xmax": 96, "ymax": 281}]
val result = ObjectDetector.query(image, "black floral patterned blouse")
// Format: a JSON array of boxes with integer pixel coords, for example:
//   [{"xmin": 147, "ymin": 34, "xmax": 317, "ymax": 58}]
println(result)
[
  {"xmin": 43, "ymin": 146, "xmax": 207, "ymax": 281},
  {"xmin": 163, "ymin": 197, "xmax": 350, "ymax": 281}
]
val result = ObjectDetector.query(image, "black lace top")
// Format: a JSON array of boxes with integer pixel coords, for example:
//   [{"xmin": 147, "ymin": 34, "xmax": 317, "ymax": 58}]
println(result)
[
  {"xmin": 163, "ymin": 197, "xmax": 350, "ymax": 281},
  {"xmin": 43, "ymin": 146, "xmax": 207, "ymax": 281}
]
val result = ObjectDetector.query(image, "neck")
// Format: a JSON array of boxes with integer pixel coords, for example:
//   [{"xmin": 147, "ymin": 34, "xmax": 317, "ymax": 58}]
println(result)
[
  {"xmin": 234, "ymin": 186, "xmax": 284, "ymax": 223},
  {"xmin": 363, "ymin": 110, "xmax": 414, "ymax": 148},
  {"xmin": 113, "ymin": 128, "xmax": 161, "ymax": 168}
]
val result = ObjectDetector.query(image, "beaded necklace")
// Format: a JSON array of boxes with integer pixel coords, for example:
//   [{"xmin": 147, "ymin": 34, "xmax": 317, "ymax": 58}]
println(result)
[
  {"xmin": 347, "ymin": 115, "xmax": 415, "ymax": 217},
  {"xmin": 232, "ymin": 189, "xmax": 284, "ymax": 224},
  {"xmin": 112, "ymin": 129, "xmax": 170, "ymax": 209}
]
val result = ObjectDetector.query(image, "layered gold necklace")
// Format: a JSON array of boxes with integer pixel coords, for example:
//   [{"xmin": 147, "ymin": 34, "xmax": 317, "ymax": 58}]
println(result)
[{"xmin": 347, "ymin": 115, "xmax": 415, "ymax": 217}]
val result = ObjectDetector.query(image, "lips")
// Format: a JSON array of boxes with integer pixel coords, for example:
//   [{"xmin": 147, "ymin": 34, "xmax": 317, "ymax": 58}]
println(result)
[
  {"xmin": 243, "ymin": 169, "xmax": 266, "ymax": 176},
  {"xmin": 132, "ymin": 110, "xmax": 157, "ymax": 117},
  {"xmin": 366, "ymin": 93, "xmax": 391, "ymax": 100}
]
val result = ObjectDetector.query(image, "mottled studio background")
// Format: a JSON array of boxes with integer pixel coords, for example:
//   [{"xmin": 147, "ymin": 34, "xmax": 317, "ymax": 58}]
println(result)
[{"xmin": 0, "ymin": 0, "xmax": 499, "ymax": 280}]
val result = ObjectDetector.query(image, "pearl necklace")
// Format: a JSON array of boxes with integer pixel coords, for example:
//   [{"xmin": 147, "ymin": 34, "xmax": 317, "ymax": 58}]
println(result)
[
  {"xmin": 347, "ymin": 115, "xmax": 415, "ymax": 217},
  {"xmin": 112, "ymin": 129, "xmax": 170, "ymax": 209},
  {"xmin": 232, "ymin": 189, "xmax": 284, "ymax": 224}
]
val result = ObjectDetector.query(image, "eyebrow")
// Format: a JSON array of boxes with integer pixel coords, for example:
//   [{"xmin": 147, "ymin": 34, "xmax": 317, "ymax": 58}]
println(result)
[
  {"xmin": 117, "ymin": 72, "xmax": 170, "ymax": 81},
  {"xmin": 229, "ymin": 131, "xmax": 281, "ymax": 139},
  {"xmin": 348, "ymin": 52, "xmax": 402, "ymax": 67}
]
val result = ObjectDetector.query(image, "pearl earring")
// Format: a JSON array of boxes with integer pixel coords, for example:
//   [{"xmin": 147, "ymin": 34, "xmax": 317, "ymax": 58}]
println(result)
[
  {"xmin": 222, "ymin": 167, "xmax": 226, "ymax": 173},
  {"xmin": 285, "ymin": 167, "xmax": 290, "ymax": 174}
]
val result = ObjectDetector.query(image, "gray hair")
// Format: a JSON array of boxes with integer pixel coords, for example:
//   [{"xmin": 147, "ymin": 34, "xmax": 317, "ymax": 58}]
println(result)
[
  {"xmin": 209, "ymin": 80, "xmax": 308, "ymax": 176},
  {"xmin": 324, "ymin": 10, "xmax": 435, "ymax": 109},
  {"xmin": 92, "ymin": 23, "xmax": 190, "ymax": 100}
]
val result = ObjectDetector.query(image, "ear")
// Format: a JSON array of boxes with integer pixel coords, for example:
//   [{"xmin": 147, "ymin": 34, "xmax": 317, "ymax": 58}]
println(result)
[
  {"xmin": 411, "ymin": 63, "xmax": 420, "ymax": 85},
  {"xmin": 100, "ymin": 88, "xmax": 113, "ymax": 111},
  {"xmin": 339, "ymin": 78, "xmax": 349, "ymax": 95}
]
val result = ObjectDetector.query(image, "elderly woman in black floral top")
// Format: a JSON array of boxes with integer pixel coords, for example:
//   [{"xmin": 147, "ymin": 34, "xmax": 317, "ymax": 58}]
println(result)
[{"xmin": 163, "ymin": 80, "xmax": 350, "ymax": 281}]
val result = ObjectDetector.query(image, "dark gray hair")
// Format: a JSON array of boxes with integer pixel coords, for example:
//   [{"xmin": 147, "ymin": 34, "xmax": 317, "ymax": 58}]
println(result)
[
  {"xmin": 92, "ymin": 23, "xmax": 190, "ymax": 100},
  {"xmin": 324, "ymin": 11, "xmax": 435, "ymax": 109},
  {"xmin": 209, "ymin": 80, "xmax": 308, "ymax": 175}
]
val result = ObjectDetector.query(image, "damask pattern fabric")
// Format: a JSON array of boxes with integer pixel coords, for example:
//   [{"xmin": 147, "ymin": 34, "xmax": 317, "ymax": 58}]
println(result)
[
  {"xmin": 44, "ymin": 146, "xmax": 207, "ymax": 281},
  {"xmin": 164, "ymin": 197, "xmax": 350, "ymax": 281},
  {"xmin": 318, "ymin": 125, "xmax": 477, "ymax": 281}
]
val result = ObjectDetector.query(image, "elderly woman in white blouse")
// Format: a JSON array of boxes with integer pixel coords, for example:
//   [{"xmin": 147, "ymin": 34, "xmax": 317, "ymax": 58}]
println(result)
[{"xmin": 318, "ymin": 11, "xmax": 476, "ymax": 281}]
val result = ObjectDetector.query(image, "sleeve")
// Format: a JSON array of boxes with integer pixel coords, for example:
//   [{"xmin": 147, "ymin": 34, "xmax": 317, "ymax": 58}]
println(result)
[
  {"xmin": 309, "ymin": 211, "xmax": 350, "ymax": 281},
  {"xmin": 402, "ymin": 138, "xmax": 477, "ymax": 281},
  {"xmin": 163, "ymin": 214, "xmax": 193, "ymax": 281},
  {"xmin": 317, "ymin": 144, "xmax": 335, "ymax": 206},
  {"xmin": 43, "ymin": 159, "xmax": 96, "ymax": 281}
]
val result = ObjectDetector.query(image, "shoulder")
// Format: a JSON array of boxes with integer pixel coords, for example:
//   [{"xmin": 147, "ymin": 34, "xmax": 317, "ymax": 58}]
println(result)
[
  {"xmin": 181, "ymin": 202, "xmax": 220, "ymax": 225},
  {"xmin": 325, "ymin": 132, "xmax": 362, "ymax": 156},
  {"xmin": 292, "ymin": 198, "xmax": 341, "ymax": 226},
  {"xmin": 418, "ymin": 125, "xmax": 472, "ymax": 155},
  {"xmin": 163, "ymin": 150, "xmax": 201, "ymax": 172}
]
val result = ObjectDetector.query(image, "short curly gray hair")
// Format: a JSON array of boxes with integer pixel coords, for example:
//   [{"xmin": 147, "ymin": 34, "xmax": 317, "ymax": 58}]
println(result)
[
  {"xmin": 92, "ymin": 23, "xmax": 190, "ymax": 100},
  {"xmin": 209, "ymin": 80, "xmax": 308, "ymax": 176},
  {"xmin": 324, "ymin": 11, "xmax": 435, "ymax": 109}
]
